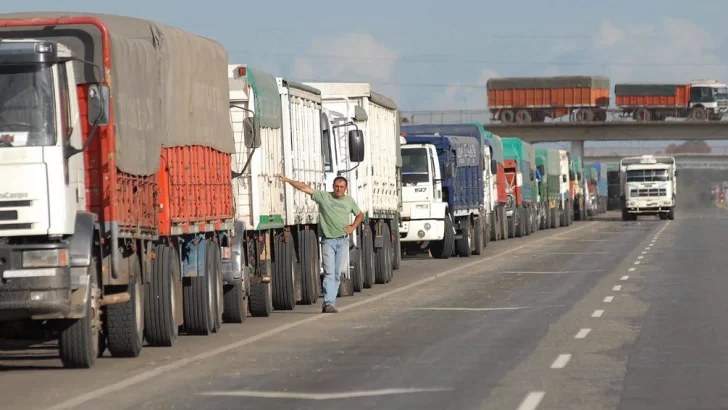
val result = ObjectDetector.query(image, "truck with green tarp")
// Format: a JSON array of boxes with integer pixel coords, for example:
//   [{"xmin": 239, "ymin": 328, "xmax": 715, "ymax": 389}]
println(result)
[
  {"xmin": 535, "ymin": 148, "xmax": 562, "ymax": 229},
  {"xmin": 502, "ymin": 138, "xmax": 537, "ymax": 238}
]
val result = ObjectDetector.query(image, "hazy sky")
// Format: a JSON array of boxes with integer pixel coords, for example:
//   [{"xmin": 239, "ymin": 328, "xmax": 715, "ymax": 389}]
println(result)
[{"xmin": 5, "ymin": 1, "xmax": 728, "ymax": 147}]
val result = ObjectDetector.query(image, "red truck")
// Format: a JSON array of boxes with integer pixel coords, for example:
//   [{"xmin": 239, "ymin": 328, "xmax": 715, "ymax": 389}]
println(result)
[
  {"xmin": 487, "ymin": 76, "xmax": 611, "ymax": 123},
  {"xmin": 615, "ymin": 80, "xmax": 728, "ymax": 121},
  {"xmin": 0, "ymin": 12, "xmax": 242, "ymax": 368}
]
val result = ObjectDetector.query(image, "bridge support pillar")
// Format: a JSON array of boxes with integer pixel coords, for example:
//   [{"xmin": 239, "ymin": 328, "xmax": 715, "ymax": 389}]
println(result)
[{"xmin": 571, "ymin": 140, "xmax": 584, "ymax": 160}]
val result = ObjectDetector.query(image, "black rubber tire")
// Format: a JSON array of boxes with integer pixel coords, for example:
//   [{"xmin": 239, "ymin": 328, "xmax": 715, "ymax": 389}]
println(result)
[
  {"xmin": 210, "ymin": 243, "xmax": 223, "ymax": 333},
  {"xmin": 249, "ymin": 282, "xmax": 272, "ymax": 317},
  {"xmin": 362, "ymin": 228, "xmax": 376, "ymax": 289},
  {"xmin": 456, "ymin": 217, "xmax": 472, "ymax": 257},
  {"xmin": 58, "ymin": 260, "xmax": 100, "ymax": 369},
  {"xmin": 144, "ymin": 246, "xmax": 179, "ymax": 346},
  {"xmin": 352, "ymin": 237, "xmax": 364, "ymax": 293},
  {"xmin": 430, "ymin": 214, "xmax": 454, "ymax": 259},
  {"xmin": 515, "ymin": 208, "xmax": 524, "ymax": 238},
  {"xmin": 392, "ymin": 233, "xmax": 402, "ymax": 271},
  {"xmin": 106, "ymin": 254, "xmax": 144, "ymax": 357},
  {"xmin": 272, "ymin": 233, "xmax": 296, "ymax": 311},
  {"xmin": 490, "ymin": 210, "xmax": 498, "ymax": 241},
  {"xmin": 222, "ymin": 280, "xmax": 247, "ymax": 324},
  {"xmin": 298, "ymin": 230, "xmax": 318, "ymax": 305},
  {"xmin": 472, "ymin": 216, "xmax": 483, "ymax": 255},
  {"xmin": 375, "ymin": 223, "xmax": 392, "ymax": 285},
  {"xmin": 668, "ymin": 206, "xmax": 675, "ymax": 220},
  {"xmin": 183, "ymin": 241, "xmax": 215, "ymax": 335}
]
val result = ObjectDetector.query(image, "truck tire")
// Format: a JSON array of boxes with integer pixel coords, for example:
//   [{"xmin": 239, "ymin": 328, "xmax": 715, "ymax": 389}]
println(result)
[
  {"xmin": 490, "ymin": 211, "xmax": 499, "ymax": 241},
  {"xmin": 222, "ymin": 280, "xmax": 247, "ymax": 324},
  {"xmin": 298, "ymin": 230, "xmax": 319, "ymax": 305},
  {"xmin": 515, "ymin": 208, "xmax": 524, "ymax": 238},
  {"xmin": 144, "ymin": 246, "xmax": 180, "ymax": 346},
  {"xmin": 183, "ymin": 240, "xmax": 215, "ymax": 335},
  {"xmin": 362, "ymin": 227, "xmax": 376, "ymax": 288},
  {"xmin": 392, "ymin": 233, "xmax": 402, "ymax": 271},
  {"xmin": 501, "ymin": 206, "xmax": 509, "ymax": 240},
  {"xmin": 351, "ymin": 240, "xmax": 364, "ymax": 292},
  {"xmin": 473, "ymin": 216, "xmax": 484, "ymax": 255},
  {"xmin": 690, "ymin": 106, "xmax": 707, "ymax": 121},
  {"xmin": 272, "ymin": 233, "xmax": 296, "ymax": 310},
  {"xmin": 431, "ymin": 214, "xmax": 454, "ymax": 259},
  {"xmin": 106, "ymin": 254, "xmax": 144, "ymax": 357},
  {"xmin": 508, "ymin": 212, "xmax": 516, "ymax": 238},
  {"xmin": 668, "ymin": 206, "xmax": 675, "ymax": 220},
  {"xmin": 550, "ymin": 207, "xmax": 558, "ymax": 229},
  {"xmin": 59, "ymin": 259, "xmax": 100, "ymax": 369},
  {"xmin": 210, "ymin": 243, "xmax": 224, "ymax": 333},
  {"xmin": 375, "ymin": 224, "xmax": 392, "ymax": 284},
  {"xmin": 456, "ymin": 218, "xmax": 472, "ymax": 257}
]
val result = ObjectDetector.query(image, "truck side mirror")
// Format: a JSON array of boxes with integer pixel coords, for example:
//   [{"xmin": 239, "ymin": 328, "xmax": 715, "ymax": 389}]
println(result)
[
  {"xmin": 87, "ymin": 84, "xmax": 110, "ymax": 126},
  {"xmin": 243, "ymin": 117, "xmax": 261, "ymax": 148},
  {"xmin": 490, "ymin": 159, "xmax": 497, "ymax": 174},
  {"xmin": 348, "ymin": 130, "xmax": 365, "ymax": 162}
]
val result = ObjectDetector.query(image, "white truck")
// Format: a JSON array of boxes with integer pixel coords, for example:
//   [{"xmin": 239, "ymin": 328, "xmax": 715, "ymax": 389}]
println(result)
[
  {"xmin": 306, "ymin": 82, "xmax": 401, "ymax": 294},
  {"xmin": 620, "ymin": 155, "xmax": 677, "ymax": 221},
  {"xmin": 558, "ymin": 150, "xmax": 573, "ymax": 226}
]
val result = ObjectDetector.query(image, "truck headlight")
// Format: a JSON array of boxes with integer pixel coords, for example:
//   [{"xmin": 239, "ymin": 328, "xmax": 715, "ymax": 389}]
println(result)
[{"xmin": 22, "ymin": 249, "xmax": 69, "ymax": 268}]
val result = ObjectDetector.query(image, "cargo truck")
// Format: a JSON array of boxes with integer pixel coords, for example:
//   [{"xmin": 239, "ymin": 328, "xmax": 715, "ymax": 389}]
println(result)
[
  {"xmin": 0, "ymin": 12, "xmax": 239, "ymax": 369},
  {"xmin": 559, "ymin": 150, "xmax": 574, "ymax": 226},
  {"xmin": 400, "ymin": 133, "xmax": 485, "ymax": 258},
  {"xmin": 588, "ymin": 162, "xmax": 608, "ymax": 214},
  {"xmin": 607, "ymin": 165, "xmax": 621, "ymax": 210},
  {"xmin": 570, "ymin": 153, "xmax": 587, "ymax": 221},
  {"xmin": 306, "ymin": 82, "xmax": 399, "ymax": 291},
  {"xmin": 401, "ymin": 123, "xmax": 508, "ymax": 243},
  {"xmin": 535, "ymin": 148, "xmax": 562, "ymax": 229},
  {"xmin": 620, "ymin": 155, "xmax": 677, "ymax": 221},
  {"xmin": 502, "ymin": 138, "xmax": 537, "ymax": 237},
  {"xmin": 615, "ymin": 80, "xmax": 728, "ymax": 121},
  {"xmin": 486, "ymin": 76, "xmax": 611, "ymax": 123},
  {"xmin": 584, "ymin": 166, "xmax": 599, "ymax": 216}
]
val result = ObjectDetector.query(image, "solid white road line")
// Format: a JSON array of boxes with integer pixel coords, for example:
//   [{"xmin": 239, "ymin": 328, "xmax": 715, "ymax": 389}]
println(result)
[
  {"xmin": 517, "ymin": 391, "xmax": 546, "ymax": 410},
  {"xmin": 550, "ymin": 354, "xmax": 572, "ymax": 369},
  {"xmin": 199, "ymin": 388, "xmax": 452, "ymax": 400},
  {"xmin": 408, "ymin": 307, "xmax": 529, "ymax": 311},
  {"xmin": 42, "ymin": 222, "xmax": 598, "ymax": 410},
  {"xmin": 574, "ymin": 328, "xmax": 591, "ymax": 339}
]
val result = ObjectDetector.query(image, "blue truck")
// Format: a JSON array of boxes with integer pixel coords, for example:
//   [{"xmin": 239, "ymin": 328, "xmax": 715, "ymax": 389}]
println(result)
[{"xmin": 400, "ymin": 133, "xmax": 485, "ymax": 259}]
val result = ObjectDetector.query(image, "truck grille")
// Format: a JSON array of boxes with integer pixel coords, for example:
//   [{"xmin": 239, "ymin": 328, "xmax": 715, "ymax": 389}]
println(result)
[
  {"xmin": 631, "ymin": 188, "xmax": 666, "ymax": 197},
  {"xmin": 0, "ymin": 210, "xmax": 18, "ymax": 221},
  {"xmin": 0, "ymin": 200, "xmax": 31, "ymax": 208},
  {"xmin": 718, "ymin": 100, "xmax": 728, "ymax": 108},
  {"xmin": 0, "ymin": 223, "xmax": 31, "ymax": 230}
]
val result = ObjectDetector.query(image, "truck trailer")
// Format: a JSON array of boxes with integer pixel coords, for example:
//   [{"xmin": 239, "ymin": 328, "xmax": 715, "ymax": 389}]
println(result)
[
  {"xmin": 615, "ymin": 80, "xmax": 728, "ymax": 121},
  {"xmin": 0, "ymin": 12, "xmax": 238, "ymax": 368},
  {"xmin": 502, "ymin": 138, "xmax": 537, "ymax": 237},
  {"xmin": 400, "ymin": 133, "xmax": 485, "ymax": 258},
  {"xmin": 487, "ymin": 76, "xmax": 610, "ymax": 123},
  {"xmin": 535, "ymin": 148, "xmax": 562, "ymax": 229}
]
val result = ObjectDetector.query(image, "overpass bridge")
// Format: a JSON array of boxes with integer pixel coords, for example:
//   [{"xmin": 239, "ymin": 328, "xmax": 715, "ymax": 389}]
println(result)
[{"xmin": 581, "ymin": 147, "xmax": 728, "ymax": 169}]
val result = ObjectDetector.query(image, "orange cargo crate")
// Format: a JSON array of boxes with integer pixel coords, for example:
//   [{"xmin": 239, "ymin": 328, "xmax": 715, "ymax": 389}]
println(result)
[
  {"xmin": 157, "ymin": 146, "xmax": 234, "ymax": 236},
  {"xmin": 487, "ymin": 76, "xmax": 610, "ymax": 109},
  {"xmin": 614, "ymin": 84, "xmax": 689, "ymax": 107}
]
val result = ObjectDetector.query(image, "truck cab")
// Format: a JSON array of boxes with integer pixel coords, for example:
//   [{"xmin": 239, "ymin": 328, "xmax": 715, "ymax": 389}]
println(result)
[
  {"xmin": 558, "ymin": 149, "xmax": 573, "ymax": 226},
  {"xmin": 689, "ymin": 79, "xmax": 728, "ymax": 119},
  {"xmin": 620, "ymin": 155, "xmax": 676, "ymax": 221}
]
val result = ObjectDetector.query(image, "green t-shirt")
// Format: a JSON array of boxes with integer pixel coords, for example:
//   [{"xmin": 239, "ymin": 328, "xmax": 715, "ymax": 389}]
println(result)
[{"xmin": 311, "ymin": 189, "xmax": 361, "ymax": 238}]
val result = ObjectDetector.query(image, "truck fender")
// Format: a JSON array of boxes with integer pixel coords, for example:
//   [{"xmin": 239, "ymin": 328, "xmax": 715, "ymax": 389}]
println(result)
[
  {"xmin": 68, "ymin": 211, "xmax": 98, "ymax": 268},
  {"xmin": 431, "ymin": 202, "xmax": 449, "ymax": 219}
]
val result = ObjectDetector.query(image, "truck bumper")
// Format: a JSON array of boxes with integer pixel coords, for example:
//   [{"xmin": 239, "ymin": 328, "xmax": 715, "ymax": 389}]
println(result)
[
  {"xmin": 626, "ymin": 201, "xmax": 673, "ymax": 213},
  {"xmin": 400, "ymin": 219, "xmax": 445, "ymax": 242},
  {"xmin": 0, "ymin": 244, "xmax": 86, "ymax": 322}
]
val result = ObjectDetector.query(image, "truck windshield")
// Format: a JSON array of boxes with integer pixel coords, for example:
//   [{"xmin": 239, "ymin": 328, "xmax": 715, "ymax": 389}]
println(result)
[
  {"xmin": 715, "ymin": 87, "xmax": 728, "ymax": 98},
  {"xmin": 626, "ymin": 169, "xmax": 669, "ymax": 182},
  {"xmin": 402, "ymin": 148, "xmax": 430, "ymax": 185},
  {"xmin": 0, "ymin": 64, "xmax": 56, "ymax": 147}
]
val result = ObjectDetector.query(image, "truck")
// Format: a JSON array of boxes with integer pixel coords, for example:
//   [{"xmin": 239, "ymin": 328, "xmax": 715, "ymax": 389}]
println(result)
[
  {"xmin": 305, "ymin": 82, "xmax": 399, "ymax": 292},
  {"xmin": 486, "ymin": 76, "xmax": 611, "ymax": 123},
  {"xmin": 570, "ymin": 153, "xmax": 587, "ymax": 221},
  {"xmin": 584, "ymin": 165, "xmax": 599, "ymax": 216},
  {"xmin": 589, "ymin": 162, "xmax": 608, "ymax": 214},
  {"xmin": 535, "ymin": 148, "xmax": 563, "ymax": 229},
  {"xmin": 607, "ymin": 164, "xmax": 621, "ymax": 210},
  {"xmin": 619, "ymin": 155, "xmax": 677, "ymax": 221},
  {"xmin": 400, "ymin": 123, "xmax": 508, "ymax": 244},
  {"xmin": 400, "ymin": 133, "xmax": 485, "ymax": 258},
  {"xmin": 615, "ymin": 80, "xmax": 728, "ymax": 121},
  {"xmin": 502, "ymin": 138, "xmax": 537, "ymax": 237},
  {"xmin": 559, "ymin": 150, "xmax": 574, "ymax": 226},
  {"xmin": 0, "ymin": 12, "xmax": 238, "ymax": 368}
]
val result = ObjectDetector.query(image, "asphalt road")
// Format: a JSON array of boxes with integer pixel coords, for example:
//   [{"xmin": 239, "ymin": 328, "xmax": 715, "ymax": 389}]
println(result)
[{"xmin": 1, "ymin": 207, "xmax": 724, "ymax": 410}]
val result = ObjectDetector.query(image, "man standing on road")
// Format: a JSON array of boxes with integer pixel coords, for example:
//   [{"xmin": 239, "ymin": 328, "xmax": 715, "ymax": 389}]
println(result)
[{"xmin": 278, "ymin": 174, "xmax": 364, "ymax": 313}]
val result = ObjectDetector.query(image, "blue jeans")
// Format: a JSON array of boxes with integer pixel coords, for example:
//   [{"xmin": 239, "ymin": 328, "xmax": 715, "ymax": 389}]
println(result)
[{"xmin": 320, "ymin": 237, "xmax": 349, "ymax": 308}]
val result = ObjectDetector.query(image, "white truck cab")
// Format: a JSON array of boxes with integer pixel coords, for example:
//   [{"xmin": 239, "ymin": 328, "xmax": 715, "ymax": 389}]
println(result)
[
  {"xmin": 620, "ymin": 155, "xmax": 676, "ymax": 221},
  {"xmin": 399, "ymin": 141, "xmax": 446, "ymax": 243}
]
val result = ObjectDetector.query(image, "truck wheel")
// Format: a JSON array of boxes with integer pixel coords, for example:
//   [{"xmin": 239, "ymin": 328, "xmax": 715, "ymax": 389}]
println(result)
[
  {"xmin": 690, "ymin": 106, "xmax": 707, "ymax": 121},
  {"xmin": 392, "ymin": 233, "xmax": 402, "ymax": 271},
  {"xmin": 375, "ymin": 223, "xmax": 392, "ymax": 284},
  {"xmin": 431, "ymin": 214, "xmax": 454, "ymax": 259},
  {"xmin": 59, "ymin": 259, "xmax": 100, "ymax": 369},
  {"xmin": 299, "ymin": 230, "xmax": 319, "ymax": 304},
  {"xmin": 351, "ymin": 239, "xmax": 364, "ymax": 292},
  {"xmin": 210, "ymin": 243, "xmax": 224, "ymax": 333},
  {"xmin": 362, "ymin": 227, "xmax": 376, "ymax": 288},
  {"xmin": 473, "ymin": 216, "xmax": 483, "ymax": 255},
  {"xmin": 271, "ymin": 232, "xmax": 296, "ymax": 310},
  {"xmin": 456, "ymin": 218, "xmax": 472, "ymax": 257},
  {"xmin": 144, "ymin": 245, "xmax": 179, "ymax": 346},
  {"xmin": 183, "ymin": 241, "xmax": 215, "ymax": 335},
  {"xmin": 222, "ymin": 280, "xmax": 247, "ymax": 324},
  {"xmin": 550, "ymin": 207, "xmax": 558, "ymax": 229},
  {"xmin": 249, "ymin": 235, "xmax": 273, "ymax": 317},
  {"xmin": 668, "ymin": 207, "xmax": 675, "ymax": 220},
  {"xmin": 490, "ymin": 211, "xmax": 498, "ymax": 241},
  {"xmin": 515, "ymin": 208, "xmax": 524, "ymax": 238},
  {"xmin": 106, "ymin": 254, "xmax": 144, "ymax": 357},
  {"xmin": 508, "ymin": 213, "xmax": 516, "ymax": 238},
  {"xmin": 501, "ymin": 207, "xmax": 508, "ymax": 240}
]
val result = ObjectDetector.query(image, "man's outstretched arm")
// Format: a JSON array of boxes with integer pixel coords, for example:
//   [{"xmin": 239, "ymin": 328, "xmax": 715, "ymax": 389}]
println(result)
[{"xmin": 278, "ymin": 174, "xmax": 313, "ymax": 195}]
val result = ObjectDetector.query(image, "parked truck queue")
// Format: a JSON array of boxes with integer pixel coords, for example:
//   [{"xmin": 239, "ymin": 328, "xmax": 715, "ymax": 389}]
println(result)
[{"xmin": 0, "ymin": 12, "xmax": 625, "ymax": 370}]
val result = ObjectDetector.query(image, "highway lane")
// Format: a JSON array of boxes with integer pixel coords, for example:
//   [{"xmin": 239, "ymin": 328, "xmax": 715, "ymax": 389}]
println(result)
[{"xmin": 0, "ymin": 215, "xmax": 667, "ymax": 410}]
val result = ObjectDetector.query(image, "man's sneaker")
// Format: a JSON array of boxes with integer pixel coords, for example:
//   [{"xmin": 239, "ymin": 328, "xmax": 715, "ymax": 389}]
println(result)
[{"xmin": 322, "ymin": 304, "xmax": 338, "ymax": 313}]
